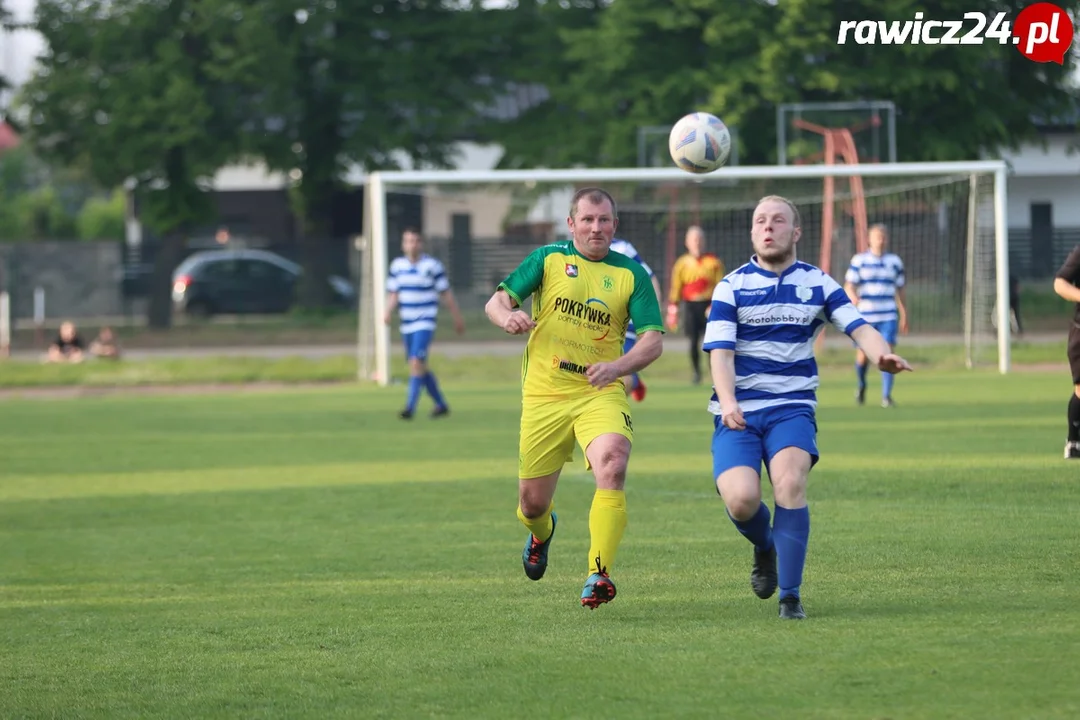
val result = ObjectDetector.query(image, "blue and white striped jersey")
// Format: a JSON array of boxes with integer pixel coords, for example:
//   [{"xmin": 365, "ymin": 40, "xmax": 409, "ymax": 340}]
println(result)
[
  {"xmin": 844, "ymin": 251, "xmax": 905, "ymax": 324},
  {"xmin": 387, "ymin": 254, "xmax": 450, "ymax": 334},
  {"xmin": 703, "ymin": 258, "xmax": 867, "ymax": 415},
  {"xmin": 610, "ymin": 238, "xmax": 655, "ymax": 341}
]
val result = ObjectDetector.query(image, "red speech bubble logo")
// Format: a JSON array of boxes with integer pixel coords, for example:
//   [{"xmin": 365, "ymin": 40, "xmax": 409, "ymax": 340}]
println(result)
[{"xmin": 1013, "ymin": 2, "xmax": 1074, "ymax": 64}]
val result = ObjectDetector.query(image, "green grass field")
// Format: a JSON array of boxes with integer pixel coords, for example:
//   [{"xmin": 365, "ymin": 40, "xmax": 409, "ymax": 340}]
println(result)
[{"xmin": 2, "ymin": 369, "xmax": 1078, "ymax": 718}]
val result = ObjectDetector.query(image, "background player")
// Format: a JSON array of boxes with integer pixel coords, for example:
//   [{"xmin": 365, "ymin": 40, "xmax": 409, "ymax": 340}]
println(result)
[
  {"xmin": 705, "ymin": 196, "xmax": 912, "ymax": 620},
  {"xmin": 384, "ymin": 228, "xmax": 465, "ymax": 419},
  {"xmin": 668, "ymin": 226, "xmax": 724, "ymax": 384},
  {"xmin": 844, "ymin": 224, "xmax": 908, "ymax": 407},
  {"xmin": 1052, "ymin": 244, "xmax": 1080, "ymax": 459},
  {"xmin": 484, "ymin": 188, "xmax": 664, "ymax": 609},
  {"xmin": 610, "ymin": 237, "xmax": 663, "ymax": 402}
]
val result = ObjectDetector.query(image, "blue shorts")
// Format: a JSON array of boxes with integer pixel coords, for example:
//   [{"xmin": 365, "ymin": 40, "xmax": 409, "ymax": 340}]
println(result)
[
  {"xmin": 711, "ymin": 404, "xmax": 820, "ymax": 480},
  {"xmin": 854, "ymin": 319, "xmax": 898, "ymax": 347},
  {"xmin": 403, "ymin": 330, "xmax": 434, "ymax": 360},
  {"xmin": 873, "ymin": 319, "xmax": 898, "ymax": 345}
]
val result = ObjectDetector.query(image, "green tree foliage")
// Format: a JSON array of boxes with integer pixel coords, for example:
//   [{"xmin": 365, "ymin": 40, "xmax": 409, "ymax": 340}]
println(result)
[
  {"xmin": 0, "ymin": 145, "xmax": 84, "ymax": 241},
  {"xmin": 492, "ymin": 0, "xmax": 1080, "ymax": 167},
  {"xmin": 212, "ymin": 0, "xmax": 520, "ymax": 309},
  {"xmin": 77, "ymin": 190, "xmax": 126, "ymax": 241},
  {"xmin": 19, "ymin": 0, "xmax": 249, "ymax": 326},
  {"xmin": 758, "ymin": 0, "xmax": 1080, "ymax": 162},
  {"xmin": 0, "ymin": 4, "xmax": 11, "ymax": 99}
]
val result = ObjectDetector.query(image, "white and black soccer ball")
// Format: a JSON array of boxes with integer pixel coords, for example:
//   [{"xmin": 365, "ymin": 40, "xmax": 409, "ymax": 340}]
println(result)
[{"xmin": 668, "ymin": 112, "xmax": 732, "ymax": 174}]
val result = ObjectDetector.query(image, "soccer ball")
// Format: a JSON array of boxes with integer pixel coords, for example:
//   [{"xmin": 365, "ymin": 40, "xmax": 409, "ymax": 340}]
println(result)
[{"xmin": 668, "ymin": 112, "xmax": 732, "ymax": 174}]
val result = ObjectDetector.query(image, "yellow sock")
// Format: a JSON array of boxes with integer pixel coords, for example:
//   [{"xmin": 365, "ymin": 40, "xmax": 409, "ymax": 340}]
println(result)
[
  {"xmin": 517, "ymin": 503, "xmax": 554, "ymax": 543},
  {"xmin": 588, "ymin": 489, "xmax": 627, "ymax": 576}
]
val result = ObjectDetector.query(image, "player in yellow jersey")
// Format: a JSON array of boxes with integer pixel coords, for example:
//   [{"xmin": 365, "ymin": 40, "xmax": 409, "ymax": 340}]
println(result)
[
  {"xmin": 484, "ymin": 187, "xmax": 664, "ymax": 608},
  {"xmin": 667, "ymin": 226, "xmax": 725, "ymax": 384}
]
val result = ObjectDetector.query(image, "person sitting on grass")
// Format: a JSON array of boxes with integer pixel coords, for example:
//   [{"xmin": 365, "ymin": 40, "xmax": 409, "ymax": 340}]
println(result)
[
  {"xmin": 45, "ymin": 321, "xmax": 85, "ymax": 364},
  {"xmin": 89, "ymin": 326, "xmax": 121, "ymax": 360}
]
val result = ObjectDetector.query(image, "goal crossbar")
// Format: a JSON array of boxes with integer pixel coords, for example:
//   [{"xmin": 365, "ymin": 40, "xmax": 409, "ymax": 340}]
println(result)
[{"xmin": 365, "ymin": 160, "xmax": 1010, "ymax": 386}]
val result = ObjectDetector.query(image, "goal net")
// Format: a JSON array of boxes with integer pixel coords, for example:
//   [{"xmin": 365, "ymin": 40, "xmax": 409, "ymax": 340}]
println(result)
[{"xmin": 359, "ymin": 162, "xmax": 1009, "ymax": 385}]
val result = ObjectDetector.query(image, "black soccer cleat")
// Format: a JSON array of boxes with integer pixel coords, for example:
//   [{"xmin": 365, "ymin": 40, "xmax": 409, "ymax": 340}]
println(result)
[
  {"xmin": 1064, "ymin": 441, "xmax": 1080, "ymax": 459},
  {"xmin": 751, "ymin": 546, "xmax": 778, "ymax": 599},
  {"xmin": 431, "ymin": 405, "xmax": 450, "ymax": 419},
  {"xmin": 779, "ymin": 596, "xmax": 806, "ymax": 620},
  {"xmin": 856, "ymin": 387, "xmax": 866, "ymax": 405},
  {"xmin": 398, "ymin": 409, "xmax": 413, "ymax": 420}
]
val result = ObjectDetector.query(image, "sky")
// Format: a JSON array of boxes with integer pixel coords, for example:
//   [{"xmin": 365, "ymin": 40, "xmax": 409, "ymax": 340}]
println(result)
[{"xmin": 1, "ymin": 0, "xmax": 41, "ymax": 85}]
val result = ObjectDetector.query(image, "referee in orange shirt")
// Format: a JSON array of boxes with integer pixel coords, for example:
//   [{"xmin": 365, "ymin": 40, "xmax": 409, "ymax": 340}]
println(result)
[{"xmin": 667, "ymin": 226, "xmax": 725, "ymax": 384}]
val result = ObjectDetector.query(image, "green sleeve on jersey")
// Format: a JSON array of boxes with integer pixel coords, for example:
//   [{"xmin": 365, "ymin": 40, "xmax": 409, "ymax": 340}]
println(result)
[
  {"xmin": 498, "ymin": 245, "xmax": 551, "ymax": 305},
  {"xmin": 628, "ymin": 263, "xmax": 664, "ymax": 333}
]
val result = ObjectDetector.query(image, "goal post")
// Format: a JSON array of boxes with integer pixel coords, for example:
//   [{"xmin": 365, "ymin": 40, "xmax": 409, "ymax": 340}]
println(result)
[{"xmin": 361, "ymin": 161, "xmax": 1010, "ymax": 386}]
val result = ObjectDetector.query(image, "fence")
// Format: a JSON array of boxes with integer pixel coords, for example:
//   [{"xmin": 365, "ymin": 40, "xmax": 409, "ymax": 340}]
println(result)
[{"xmin": 0, "ymin": 226, "xmax": 1075, "ymax": 323}]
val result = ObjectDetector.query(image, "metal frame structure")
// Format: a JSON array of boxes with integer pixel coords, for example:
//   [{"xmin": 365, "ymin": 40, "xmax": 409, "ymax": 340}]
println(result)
[
  {"xmin": 777, "ymin": 101, "xmax": 897, "ymax": 166},
  {"xmin": 363, "ymin": 161, "xmax": 1010, "ymax": 385}
]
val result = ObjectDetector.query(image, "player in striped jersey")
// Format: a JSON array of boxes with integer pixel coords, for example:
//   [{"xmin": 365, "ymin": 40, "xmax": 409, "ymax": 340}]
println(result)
[
  {"xmin": 703, "ymin": 196, "xmax": 912, "ymax": 620},
  {"xmin": 844, "ymin": 225, "xmax": 909, "ymax": 407},
  {"xmin": 610, "ymin": 238, "xmax": 663, "ymax": 402},
  {"xmin": 385, "ymin": 228, "xmax": 465, "ymax": 419}
]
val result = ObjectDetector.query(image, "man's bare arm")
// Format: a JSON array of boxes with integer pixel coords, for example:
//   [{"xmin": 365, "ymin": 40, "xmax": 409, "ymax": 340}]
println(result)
[
  {"xmin": 441, "ymin": 289, "xmax": 466, "ymax": 333},
  {"xmin": 383, "ymin": 292, "xmax": 399, "ymax": 323},
  {"xmin": 485, "ymin": 290, "xmax": 535, "ymax": 334},
  {"xmin": 1054, "ymin": 277, "xmax": 1080, "ymax": 303},
  {"xmin": 609, "ymin": 330, "xmax": 663, "ymax": 376},
  {"xmin": 843, "ymin": 281, "xmax": 859, "ymax": 306}
]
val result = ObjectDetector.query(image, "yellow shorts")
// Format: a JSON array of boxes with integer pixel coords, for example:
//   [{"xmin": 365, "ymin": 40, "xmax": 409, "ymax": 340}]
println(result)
[{"xmin": 518, "ymin": 391, "xmax": 634, "ymax": 479}]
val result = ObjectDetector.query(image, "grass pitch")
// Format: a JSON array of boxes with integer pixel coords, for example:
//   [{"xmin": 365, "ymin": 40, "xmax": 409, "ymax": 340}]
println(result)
[{"xmin": 1, "ymin": 369, "xmax": 1078, "ymax": 718}]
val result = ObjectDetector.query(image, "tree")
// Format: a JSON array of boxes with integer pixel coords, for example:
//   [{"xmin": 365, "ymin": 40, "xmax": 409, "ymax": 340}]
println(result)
[
  {"xmin": 216, "ymin": 0, "xmax": 519, "ymax": 310},
  {"xmin": 0, "ymin": 4, "xmax": 11, "ymax": 104},
  {"xmin": 77, "ymin": 190, "xmax": 126, "ymax": 241},
  {"xmin": 487, "ymin": 0, "xmax": 773, "ymax": 168},
  {"xmin": 0, "ymin": 144, "xmax": 85, "ymax": 241},
  {"xmin": 19, "ymin": 0, "xmax": 249, "ymax": 326},
  {"xmin": 758, "ymin": 0, "xmax": 1080, "ymax": 161},
  {"xmin": 491, "ymin": 0, "xmax": 1080, "ymax": 167}
]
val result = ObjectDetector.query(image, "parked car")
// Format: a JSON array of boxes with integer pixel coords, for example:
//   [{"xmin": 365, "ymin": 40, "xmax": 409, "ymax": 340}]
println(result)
[{"xmin": 171, "ymin": 249, "xmax": 355, "ymax": 317}]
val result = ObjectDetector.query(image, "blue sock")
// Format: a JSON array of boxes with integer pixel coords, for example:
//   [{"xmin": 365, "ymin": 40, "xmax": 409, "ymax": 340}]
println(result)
[
  {"xmin": 628, "ymin": 373, "xmax": 641, "ymax": 391},
  {"xmin": 773, "ymin": 505, "xmax": 810, "ymax": 600},
  {"xmin": 424, "ymin": 372, "xmax": 447, "ymax": 409},
  {"xmin": 728, "ymin": 502, "xmax": 774, "ymax": 551},
  {"xmin": 406, "ymin": 376, "xmax": 423, "ymax": 412},
  {"xmin": 883, "ymin": 370, "xmax": 895, "ymax": 399},
  {"xmin": 855, "ymin": 361, "xmax": 868, "ymax": 390}
]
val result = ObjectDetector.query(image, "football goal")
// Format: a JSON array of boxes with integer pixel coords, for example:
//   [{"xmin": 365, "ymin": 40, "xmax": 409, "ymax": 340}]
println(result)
[{"xmin": 359, "ymin": 161, "xmax": 1010, "ymax": 386}]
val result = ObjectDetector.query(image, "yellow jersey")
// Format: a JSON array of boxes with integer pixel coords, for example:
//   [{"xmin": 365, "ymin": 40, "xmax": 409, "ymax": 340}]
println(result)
[
  {"xmin": 669, "ymin": 253, "xmax": 725, "ymax": 303},
  {"xmin": 499, "ymin": 241, "xmax": 664, "ymax": 400}
]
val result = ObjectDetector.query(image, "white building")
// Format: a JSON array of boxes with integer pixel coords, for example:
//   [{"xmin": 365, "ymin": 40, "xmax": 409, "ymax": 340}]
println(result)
[{"xmin": 994, "ymin": 122, "xmax": 1080, "ymax": 277}]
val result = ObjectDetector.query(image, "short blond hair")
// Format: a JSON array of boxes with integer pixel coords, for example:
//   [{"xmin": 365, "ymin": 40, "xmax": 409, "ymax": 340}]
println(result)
[
  {"xmin": 756, "ymin": 195, "xmax": 801, "ymax": 228},
  {"xmin": 570, "ymin": 187, "xmax": 618, "ymax": 219}
]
